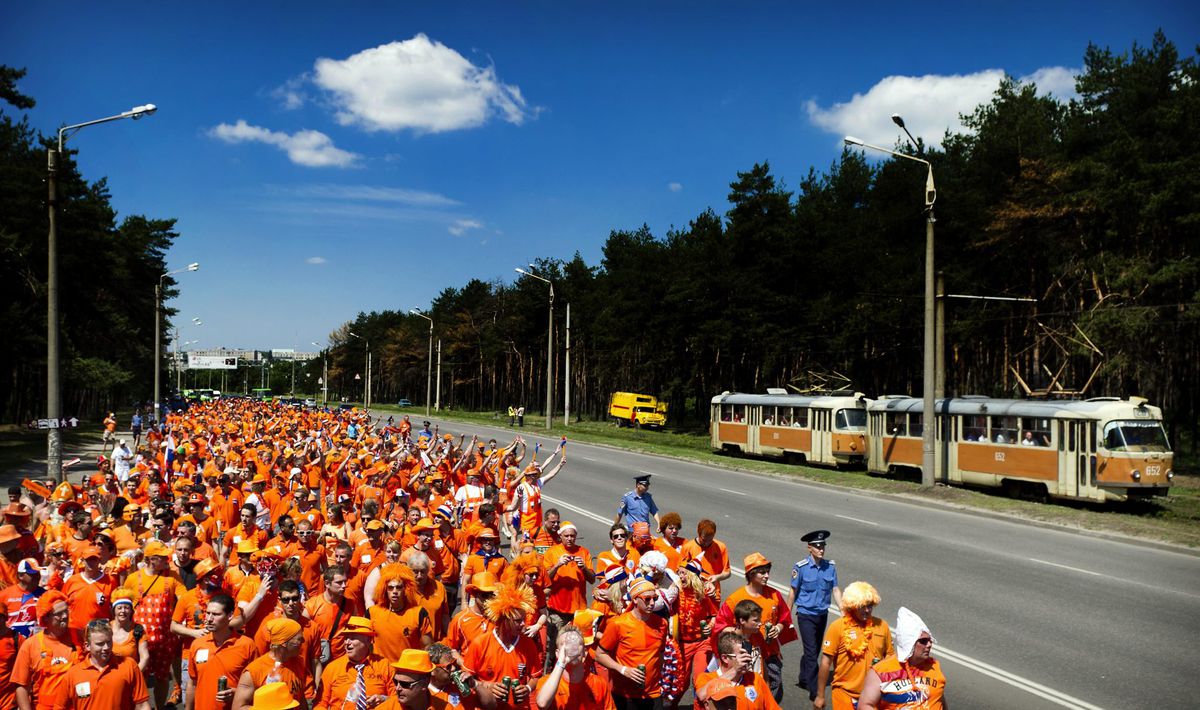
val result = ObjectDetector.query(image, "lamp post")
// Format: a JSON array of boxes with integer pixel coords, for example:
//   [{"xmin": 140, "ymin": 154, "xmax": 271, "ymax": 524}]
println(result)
[
  {"xmin": 154, "ymin": 262, "xmax": 199, "ymax": 429},
  {"xmin": 410, "ymin": 309, "xmax": 434, "ymax": 417},
  {"xmin": 311, "ymin": 342, "xmax": 328, "ymax": 405},
  {"xmin": 348, "ymin": 331, "xmax": 369, "ymax": 407},
  {"xmin": 845, "ymin": 126, "xmax": 937, "ymax": 487},
  {"xmin": 516, "ymin": 267, "xmax": 554, "ymax": 430},
  {"xmin": 47, "ymin": 103, "xmax": 157, "ymax": 481}
]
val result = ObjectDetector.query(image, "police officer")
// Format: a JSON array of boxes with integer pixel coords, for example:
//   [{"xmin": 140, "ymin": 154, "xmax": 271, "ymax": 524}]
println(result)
[
  {"xmin": 789, "ymin": 529, "xmax": 842, "ymax": 699},
  {"xmin": 614, "ymin": 474, "xmax": 660, "ymax": 529}
]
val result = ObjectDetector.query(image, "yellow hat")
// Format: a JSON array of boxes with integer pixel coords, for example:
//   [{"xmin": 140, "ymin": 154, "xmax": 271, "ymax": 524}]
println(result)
[
  {"xmin": 250, "ymin": 682, "xmax": 299, "ymax": 710},
  {"xmin": 236, "ymin": 539, "xmax": 260, "ymax": 555},
  {"xmin": 391, "ymin": 648, "xmax": 434, "ymax": 674},
  {"xmin": 337, "ymin": 616, "xmax": 375, "ymax": 637},
  {"xmin": 143, "ymin": 540, "xmax": 170, "ymax": 558},
  {"xmin": 265, "ymin": 618, "xmax": 303, "ymax": 645}
]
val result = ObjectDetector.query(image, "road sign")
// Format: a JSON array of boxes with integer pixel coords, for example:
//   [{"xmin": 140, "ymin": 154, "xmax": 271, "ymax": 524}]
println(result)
[
  {"xmin": 31, "ymin": 417, "xmax": 79, "ymax": 430},
  {"xmin": 188, "ymin": 354, "xmax": 238, "ymax": 370}
]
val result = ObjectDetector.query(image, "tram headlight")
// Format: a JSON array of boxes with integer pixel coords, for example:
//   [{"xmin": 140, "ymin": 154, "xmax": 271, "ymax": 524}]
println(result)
[
  {"xmin": 1167, "ymin": 469, "xmax": 1174, "ymax": 480},
  {"xmin": 1130, "ymin": 469, "xmax": 1141, "ymax": 481}
]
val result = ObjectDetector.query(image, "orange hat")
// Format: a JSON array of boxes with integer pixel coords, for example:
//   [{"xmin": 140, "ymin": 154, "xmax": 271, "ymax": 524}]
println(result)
[
  {"xmin": 365, "ymin": 519, "xmax": 385, "ymax": 531},
  {"xmin": 628, "ymin": 578, "xmax": 657, "ymax": 600},
  {"xmin": 742, "ymin": 552, "xmax": 771, "ymax": 574},
  {"xmin": 80, "ymin": 544, "xmax": 102, "ymax": 560},
  {"xmin": 1, "ymin": 502, "xmax": 31, "ymax": 519},
  {"xmin": 701, "ymin": 677, "xmax": 741, "ymax": 701},
  {"xmin": 51, "ymin": 481, "xmax": 75, "ymax": 502},
  {"xmin": 573, "ymin": 608, "xmax": 603, "ymax": 645},
  {"xmin": 193, "ymin": 558, "xmax": 222, "ymax": 580},
  {"xmin": 337, "ymin": 616, "xmax": 375, "ymax": 637},
  {"xmin": 36, "ymin": 590, "xmax": 68, "ymax": 621},
  {"xmin": 265, "ymin": 618, "xmax": 303, "ymax": 645},
  {"xmin": 476, "ymin": 527, "xmax": 499, "ymax": 540},
  {"xmin": 250, "ymin": 682, "xmax": 299, "ymax": 710},
  {"xmin": 236, "ymin": 539, "xmax": 260, "ymax": 555},
  {"xmin": 0, "ymin": 525, "xmax": 21, "ymax": 545},
  {"xmin": 144, "ymin": 540, "xmax": 170, "ymax": 557},
  {"xmin": 631, "ymin": 521, "xmax": 651, "ymax": 538},
  {"xmin": 466, "ymin": 571, "xmax": 500, "ymax": 595},
  {"xmin": 187, "ymin": 493, "xmax": 206, "ymax": 505},
  {"xmin": 252, "ymin": 473, "xmax": 269, "ymax": 484},
  {"xmin": 413, "ymin": 518, "xmax": 436, "ymax": 532},
  {"xmin": 253, "ymin": 545, "xmax": 283, "ymax": 561},
  {"xmin": 110, "ymin": 588, "xmax": 135, "ymax": 608},
  {"xmin": 122, "ymin": 505, "xmax": 141, "ymax": 520},
  {"xmin": 391, "ymin": 648, "xmax": 434, "ymax": 674}
]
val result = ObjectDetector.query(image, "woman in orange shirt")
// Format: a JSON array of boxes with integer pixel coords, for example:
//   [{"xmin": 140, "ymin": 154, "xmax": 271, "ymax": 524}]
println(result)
[
  {"xmin": 366, "ymin": 564, "xmax": 433, "ymax": 663},
  {"xmin": 109, "ymin": 589, "xmax": 149, "ymax": 673},
  {"xmin": 592, "ymin": 525, "xmax": 640, "ymax": 615}
]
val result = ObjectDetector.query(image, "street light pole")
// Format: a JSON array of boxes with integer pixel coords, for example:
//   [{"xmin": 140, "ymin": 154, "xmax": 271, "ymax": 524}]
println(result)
[
  {"xmin": 564, "ymin": 302, "xmax": 571, "ymax": 427},
  {"xmin": 348, "ymin": 331, "xmax": 369, "ymax": 407},
  {"xmin": 154, "ymin": 263, "xmax": 199, "ymax": 430},
  {"xmin": 516, "ymin": 267, "xmax": 554, "ymax": 430},
  {"xmin": 311, "ymin": 342, "xmax": 328, "ymax": 405},
  {"xmin": 410, "ymin": 309, "xmax": 434, "ymax": 417},
  {"xmin": 845, "ymin": 129, "xmax": 936, "ymax": 487},
  {"xmin": 47, "ymin": 103, "xmax": 157, "ymax": 481}
]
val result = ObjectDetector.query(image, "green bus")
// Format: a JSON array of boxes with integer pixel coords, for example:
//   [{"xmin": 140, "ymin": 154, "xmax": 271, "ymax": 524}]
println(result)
[{"xmin": 251, "ymin": 388, "xmax": 273, "ymax": 401}]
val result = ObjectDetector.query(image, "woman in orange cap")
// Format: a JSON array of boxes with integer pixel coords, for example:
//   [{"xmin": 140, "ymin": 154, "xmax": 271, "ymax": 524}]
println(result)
[{"xmin": 109, "ymin": 588, "xmax": 149, "ymax": 672}]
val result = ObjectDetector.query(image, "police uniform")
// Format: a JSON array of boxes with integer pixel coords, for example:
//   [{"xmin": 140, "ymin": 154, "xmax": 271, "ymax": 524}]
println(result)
[
  {"xmin": 791, "ymin": 529, "xmax": 838, "ymax": 699},
  {"xmin": 616, "ymin": 474, "xmax": 658, "ymax": 526}
]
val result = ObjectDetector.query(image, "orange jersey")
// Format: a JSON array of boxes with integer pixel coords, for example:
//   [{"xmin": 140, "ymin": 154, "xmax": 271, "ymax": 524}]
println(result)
[
  {"xmin": 534, "ymin": 671, "xmax": 616, "ymax": 710},
  {"xmin": 444, "ymin": 607, "xmax": 490, "ymax": 652},
  {"xmin": 185, "ymin": 632, "xmax": 259, "ymax": 710},
  {"xmin": 314, "ymin": 653, "xmax": 394, "ymax": 709},
  {"xmin": 367, "ymin": 604, "xmax": 433, "ymax": 663},
  {"xmin": 598, "ymin": 611, "xmax": 667, "ymax": 700},
  {"xmin": 11, "ymin": 631, "xmax": 78, "ymax": 710},
  {"xmin": 56, "ymin": 655, "xmax": 150, "ymax": 710},
  {"xmin": 544, "ymin": 545, "xmax": 593, "ymax": 614},
  {"xmin": 821, "ymin": 615, "xmax": 894, "ymax": 697}
]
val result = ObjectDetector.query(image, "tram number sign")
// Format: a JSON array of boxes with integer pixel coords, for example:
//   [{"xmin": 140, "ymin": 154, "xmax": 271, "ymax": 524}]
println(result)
[
  {"xmin": 994, "ymin": 451, "xmax": 1006, "ymax": 462},
  {"xmin": 1146, "ymin": 465, "xmax": 1161, "ymax": 476}
]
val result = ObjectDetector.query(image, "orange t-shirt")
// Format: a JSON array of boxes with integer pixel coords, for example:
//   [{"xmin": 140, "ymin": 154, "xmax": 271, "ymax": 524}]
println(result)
[
  {"xmin": 534, "ymin": 672, "xmax": 616, "ymax": 710},
  {"xmin": 315, "ymin": 653, "xmax": 393, "ymax": 709},
  {"xmin": 251, "ymin": 613, "xmax": 319, "ymax": 699},
  {"xmin": 461, "ymin": 630, "xmax": 543, "ymax": 709},
  {"xmin": 367, "ymin": 605, "xmax": 433, "ymax": 662},
  {"xmin": 461, "ymin": 552, "xmax": 507, "ymax": 583},
  {"xmin": 186, "ymin": 632, "xmax": 259, "ymax": 710},
  {"xmin": 544, "ymin": 545, "xmax": 593, "ymax": 614},
  {"xmin": 61, "ymin": 571, "xmax": 117, "ymax": 640},
  {"xmin": 598, "ymin": 611, "xmax": 667, "ymax": 699},
  {"xmin": 54, "ymin": 655, "xmax": 149, "ymax": 710},
  {"xmin": 821, "ymin": 616, "xmax": 894, "ymax": 696},
  {"xmin": 409, "ymin": 580, "xmax": 450, "ymax": 641},
  {"xmin": 693, "ymin": 669, "xmax": 780, "ymax": 709},
  {"xmin": 241, "ymin": 653, "xmax": 303, "ymax": 707},
  {"xmin": 679, "ymin": 538, "xmax": 730, "ymax": 600},
  {"xmin": 444, "ymin": 607, "xmax": 490, "ymax": 652},
  {"xmin": 11, "ymin": 631, "xmax": 78, "ymax": 710}
]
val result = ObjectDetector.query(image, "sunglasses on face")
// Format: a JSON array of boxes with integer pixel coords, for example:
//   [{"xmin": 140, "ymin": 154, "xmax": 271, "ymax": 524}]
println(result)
[
  {"xmin": 611, "ymin": 533, "xmax": 627, "ymax": 539},
  {"xmin": 914, "ymin": 637, "xmax": 933, "ymax": 646},
  {"xmin": 279, "ymin": 596, "xmax": 301, "ymax": 603},
  {"xmin": 394, "ymin": 678, "xmax": 427, "ymax": 690}
]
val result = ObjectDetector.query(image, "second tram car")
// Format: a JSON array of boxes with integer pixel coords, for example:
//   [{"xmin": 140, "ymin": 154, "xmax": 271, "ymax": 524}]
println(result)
[
  {"xmin": 866, "ymin": 395, "xmax": 1174, "ymax": 501},
  {"xmin": 710, "ymin": 390, "xmax": 869, "ymax": 466}
]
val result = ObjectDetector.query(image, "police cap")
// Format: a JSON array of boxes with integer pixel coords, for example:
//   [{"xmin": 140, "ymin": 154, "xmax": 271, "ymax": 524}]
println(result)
[
  {"xmin": 801, "ymin": 530, "xmax": 831, "ymax": 546},
  {"xmin": 633, "ymin": 474, "xmax": 652, "ymax": 486}
]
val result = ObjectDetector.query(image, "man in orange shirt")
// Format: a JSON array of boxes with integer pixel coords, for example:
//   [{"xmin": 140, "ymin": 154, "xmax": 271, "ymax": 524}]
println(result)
[
  {"xmin": 185, "ymin": 593, "xmax": 258, "ymax": 710},
  {"xmin": 461, "ymin": 583, "xmax": 542, "ymax": 710},
  {"xmin": 53, "ymin": 619, "xmax": 151, "ymax": 710},
  {"xmin": 367, "ymin": 565, "xmax": 434, "ymax": 662},
  {"xmin": 595, "ymin": 578, "xmax": 668, "ymax": 709},
  {"xmin": 13, "ymin": 590, "xmax": 76, "ymax": 710},
  {"xmin": 458, "ymin": 529, "xmax": 507, "ymax": 597},
  {"xmin": 680, "ymin": 519, "xmax": 732, "ymax": 602},
  {"xmin": 61, "ymin": 545, "xmax": 116, "ymax": 645},
  {"xmin": 815, "ymin": 582, "xmax": 893, "ymax": 710},
  {"xmin": 232, "ymin": 617, "xmax": 305, "ymax": 710},
  {"xmin": 224, "ymin": 505, "xmax": 268, "ymax": 567},
  {"xmin": 313, "ymin": 616, "xmax": 394, "ymax": 710},
  {"xmin": 694, "ymin": 631, "xmax": 781, "ymax": 710},
  {"xmin": 405, "ymin": 550, "xmax": 449, "ymax": 641},
  {"xmin": 542, "ymin": 522, "xmax": 595, "ymax": 668},
  {"xmin": 308, "ymin": 566, "xmax": 362, "ymax": 661},
  {"xmin": 251, "ymin": 581, "xmax": 321, "ymax": 704},
  {"xmin": 294, "ymin": 519, "xmax": 327, "ymax": 597},
  {"xmin": 713, "ymin": 554, "xmax": 796, "ymax": 705},
  {"xmin": 379, "ymin": 648, "xmax": 446, "ymax": 710},
  {"xmin": 535, "ymin": 626, "xmax": 615, "ymax": 710},
  {"xmin": 444, "ymin": 572, "xmax": 496, "ymax": 663},
  {"xmin": 857, "ymin": 606, "xmax": 946, "ymax": 710}
]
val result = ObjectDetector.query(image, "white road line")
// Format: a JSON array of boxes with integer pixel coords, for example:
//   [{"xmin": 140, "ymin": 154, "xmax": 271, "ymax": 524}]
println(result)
[
  {"xmin": 544, "ymin": 493, "xmax": 1107, "ymax": 710},
  {"xmin": 719, "ymin": 488, "xmax": 747, "ymax": 496},
  {"xmin": 638, "ymin": 469, "xmax": 656, "ymax": 476},
  {"xmin": 835, "ymin": 514, "xmax": 879, "ymax": 526},
  {"xmin": 578, "ymin": 456, "xmax": 597, "ymax": 462},
  {"xmin": 1029, "ymin": 557, "xmax": 1107, "ymax": 578}
]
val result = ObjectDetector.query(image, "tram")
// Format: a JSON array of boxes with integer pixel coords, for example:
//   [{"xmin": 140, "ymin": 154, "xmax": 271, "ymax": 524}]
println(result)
[
  {"xmin": 710, "ymin": 390, "xmax": 869, "ymax": 467},
  {"xmin": 866, "ymin": 395, "xmax": 1174, "ymax": 501}
]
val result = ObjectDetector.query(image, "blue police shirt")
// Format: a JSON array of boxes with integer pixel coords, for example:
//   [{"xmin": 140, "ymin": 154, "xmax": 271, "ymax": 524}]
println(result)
[
  {"xmin": 790, "ymin": 556, "xmax": 838, "ymax": 615},
  {"xmin": 617, "ymin": 490, "xmax": 658, "ymax": 525}
]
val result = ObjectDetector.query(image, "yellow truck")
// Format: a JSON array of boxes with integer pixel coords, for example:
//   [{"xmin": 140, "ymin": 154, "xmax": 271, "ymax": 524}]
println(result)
[{"xmin": 609, "ymin": 391, "xmax": 668, "ymax": 428}]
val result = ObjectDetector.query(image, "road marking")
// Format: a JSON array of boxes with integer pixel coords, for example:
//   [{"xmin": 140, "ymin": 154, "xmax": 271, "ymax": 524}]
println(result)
[
  {"xmin": 835, "ymin": 514, "xmax": 878, "ymax": 526},
  {"xmin": 1029, "ymin": 558, "xmax": 1107, "ymax": 578},
  {"xmin": 719, "ymin": 488, "xmax": 747, "ymax": 496},
  {"xmin": 638, "ymin": 469, "xmax": 656, "ymax": 476},
  {"xmin": 578, "ymin": 456, "xmax": 597, "ymax": 462},
  {"xmin": 544, "ymin": 493, "xmax": 1108, "ymax": 710}
]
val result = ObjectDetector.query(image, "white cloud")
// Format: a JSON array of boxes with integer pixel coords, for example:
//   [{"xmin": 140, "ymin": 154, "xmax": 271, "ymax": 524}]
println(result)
[
  {"xmin": 312, "ymin": 34, "xmax": 529, "ymax": 133},
  {"xmin": 271, "ymin": 76, "xmax": 308, "ymax": 110},
  {"xmin": 667, "ymin": 182, "xmax": 683, "ymax": 193},
  {"xmin": 448, "ymin": 218, "xmax": 483, "ymax": 236},
  {"xmin": 806, "ymin": 67, "xmax": 1079, "ymax": 149},
  {"xmin": 306, "ymin": 256, "xmax": 327, "ymax": 265},
  {"xmin": 210, "ymin": 120, "xmax": 359, "ymax": 168},
  {"xmin": 270, "ymin": 183, "xmax": 460, "ymax": 207}
]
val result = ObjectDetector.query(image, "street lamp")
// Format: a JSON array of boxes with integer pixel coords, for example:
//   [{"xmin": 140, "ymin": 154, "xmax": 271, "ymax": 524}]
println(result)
[
  {"xmin": 154, "ymin": 262, "xmax": 199, "ymax": 429},
  {"xmin": 410, "ymin": 309, "xmax": 434, "ymax": 417},
  {"xmin": 311, "ymin": 342, "xmax": 328, "ymax": 405},
  {"xmin": 516, "ymin": 267, "xmax": 555, "ymax": 430},
  {"xmin": 46, "ymin": 103, "xmax": 157, "ymax": 481},
  {"xmin": 845, "ymin": 124, "xmax": 937, "ymax": 487},
  {"xmin": 348, "ymin": 331, "xmax": 370, "ymax": 408}
]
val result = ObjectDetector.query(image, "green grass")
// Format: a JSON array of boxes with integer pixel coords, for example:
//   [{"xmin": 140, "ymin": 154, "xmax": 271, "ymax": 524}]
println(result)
[{"xmin": 371, "ymin": 406, "xmax": 1200, "ymax": 549}]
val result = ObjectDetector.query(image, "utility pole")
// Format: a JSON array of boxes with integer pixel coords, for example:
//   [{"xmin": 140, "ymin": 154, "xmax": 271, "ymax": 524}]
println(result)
[
  {"xmin": 564, "ymin": 302, "xmax": 571, "ymax": 426},
  {"xmin": 435, "ymin": 339, "xmax": 442, "ymax": 410}
]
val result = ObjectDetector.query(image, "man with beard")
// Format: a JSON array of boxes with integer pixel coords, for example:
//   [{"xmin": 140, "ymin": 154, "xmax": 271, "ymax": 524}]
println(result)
[
  {"xmin": 313, "ymin": 616, "xmax": 394, "ymax": 709},
  {"xmin": 56, "ymin": 619, "xmax": 150, "ymax": 710},
  {"xmin": 13, "ymin": 591, "xmax": 75, "ymax": 710},
  {"xmin": 232, "ymin": 617, "xmax": 306, "ymax": 710},
  {"xmin": 251, "ymin": 580, "xmax": 321, "ymax": 705}
]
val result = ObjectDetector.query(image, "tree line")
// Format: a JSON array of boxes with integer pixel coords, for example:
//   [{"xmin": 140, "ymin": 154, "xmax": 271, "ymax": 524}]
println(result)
[{"xmin": 312, "ymin": 32, "xmax": 1198, "ymax": 456}]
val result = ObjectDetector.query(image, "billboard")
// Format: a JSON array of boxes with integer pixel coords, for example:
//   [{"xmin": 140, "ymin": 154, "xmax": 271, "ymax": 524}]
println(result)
[{"xmin": 187, "ymin": 354, "xmax": 238, "ymax": 370}]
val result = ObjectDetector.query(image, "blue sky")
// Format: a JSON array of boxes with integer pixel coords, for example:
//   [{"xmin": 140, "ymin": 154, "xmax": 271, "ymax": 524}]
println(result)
[{"xmin": 5, "ymin": 2, "xmax": 1194, "ymax": 351}]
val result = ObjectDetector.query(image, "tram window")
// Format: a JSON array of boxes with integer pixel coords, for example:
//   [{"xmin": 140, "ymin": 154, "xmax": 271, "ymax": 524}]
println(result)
[
  {"xmin": 885, "ymin": 412, "xmax": 907, "ymax": 436},
  {"xmin": 909, "ymin": 413, "xmax": 924, "ymax": 437},
  {"xmin": 989, "ymin": 416, "xmax": 1018, "ymax": 444},
  {"xmin": 721, "ymin": 405, "xmax": 732, "ymax": 422},
  {"xmin": 962, "ymin": 415, "xmax": 986, "ymax": 442},
  {"xmin": 1103, "ymin": 421, "xmax": 1169, "ymax": 452},
  {"xmin": 1019, "ymin": 418, "xmax": 1051, "ymax": 446},
  {"xmin": 794, "ymin": 408, "xmax": 809, "ymax": 428},
  {"xmin": 835, "ymin": 409, "xmax": 866, "ymax": 430},
  {"xmin": 732, "ymin": 405, "xmax": 745, "ymax": 423},
  {"xmin": 1057, "ymin": 421, "xmax": 1065, "ymax": 452},
  {"xmin": 777, "ymin": 407, "xmax": 792, "ymax": 426},
  {"xmin": 762, "ymin": 407, "xmax": 776, "ymax": 426}
]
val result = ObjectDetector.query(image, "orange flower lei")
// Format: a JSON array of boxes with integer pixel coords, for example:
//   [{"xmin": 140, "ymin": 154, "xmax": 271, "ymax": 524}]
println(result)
[{"xmin": 841, "ymin": 615, "xmax": 874, "ymax": 661}]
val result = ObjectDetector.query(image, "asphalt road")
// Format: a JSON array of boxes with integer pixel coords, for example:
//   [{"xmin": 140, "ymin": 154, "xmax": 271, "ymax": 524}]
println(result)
[{"xmin": 444, "ymin": 419, "xmax": 1200, "ymax": 710}]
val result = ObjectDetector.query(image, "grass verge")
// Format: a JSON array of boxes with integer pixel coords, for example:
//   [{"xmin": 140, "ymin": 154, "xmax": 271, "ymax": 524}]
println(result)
[{"xmin": 372, "ymin": 405, "xmax": 1200, "ymax": 550}]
